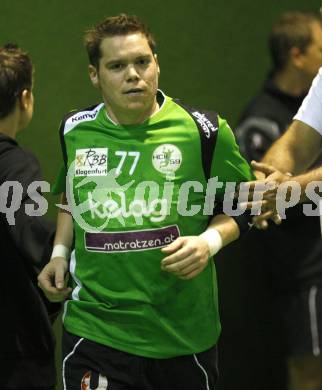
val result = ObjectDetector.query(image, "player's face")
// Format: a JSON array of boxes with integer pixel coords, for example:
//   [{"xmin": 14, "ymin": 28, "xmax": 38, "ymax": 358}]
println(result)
[
  {"xmin": 300, "ymin": 22, "xmax": 322, "ymax": 81},
  {"xmin": 89, "ymin": 33, "xmax": 160, "ymax": 125}
]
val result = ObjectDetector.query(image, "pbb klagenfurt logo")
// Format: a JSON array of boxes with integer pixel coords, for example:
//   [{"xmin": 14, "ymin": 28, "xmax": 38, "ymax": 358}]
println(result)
[{"xmin": 75, "ymin": 148, "xmax": 108, "ymax": 176}]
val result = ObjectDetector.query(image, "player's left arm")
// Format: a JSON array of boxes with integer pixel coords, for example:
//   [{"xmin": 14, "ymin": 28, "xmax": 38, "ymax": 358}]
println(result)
[
  {"xmin": 161, "ymin": 116, "xmax": 251, "ymax": 280},
  {"xmin": 161, "ymin": 214, "xmax": 239, "ymax": 280}
]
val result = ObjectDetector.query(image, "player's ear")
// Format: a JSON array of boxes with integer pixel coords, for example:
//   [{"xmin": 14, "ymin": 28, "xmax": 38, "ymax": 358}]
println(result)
[
  {"xmin": 154, "ymin": 54, "xmax": 160, "ymax": 76},
  {"xmin": 19, "ymin": 89, "xmax": 33, "ymax": 110},
  {"xmin": 89, "ymin": 65, "xmax": 100, "ymax": 88},
  {"xmin": 290, "ymin": 46, "xmax": 304, "ymax": 70}
]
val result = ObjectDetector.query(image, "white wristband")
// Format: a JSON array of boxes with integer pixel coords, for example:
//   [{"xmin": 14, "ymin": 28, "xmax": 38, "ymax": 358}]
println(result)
[
  {"xmin": 51, "ymin": 244, "xmax": 70, "ymax": 260},
  {"xmin": 199, "ymin": 228, "xmax": 223, "ymax": 257}
]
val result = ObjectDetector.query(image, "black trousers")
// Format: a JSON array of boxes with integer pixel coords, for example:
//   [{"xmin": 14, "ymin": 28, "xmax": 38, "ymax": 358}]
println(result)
[{"xmin": 62, "ymin": 330, "xmax": 218, "ymax": 390}]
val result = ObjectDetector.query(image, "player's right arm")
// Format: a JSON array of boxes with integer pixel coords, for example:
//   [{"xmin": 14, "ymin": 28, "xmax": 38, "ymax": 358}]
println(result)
[
  {"xmin": 251, "ymin": 68, "xmax": 322, "ymax": 190},
  {"xmin": 259, "ymin": 68, "xmax": 322, "ymax": 174},
  {"xmin": 245, "ymin": 121, "xmax": 322, "ymax": 228},
  {"xmin": 260, "ymin": 120, "xmax": 322, "ymax": 174},
  {"xmin": 38, "ymin": 192, "xmax": 73, "ymax": 302},
  {"xmin": 250, "ymin": 121, "xmax": 322, "ymax": 203},
  {"xmin": 239, "ymin": 69, "xmax": 322, "ymax": 227}
]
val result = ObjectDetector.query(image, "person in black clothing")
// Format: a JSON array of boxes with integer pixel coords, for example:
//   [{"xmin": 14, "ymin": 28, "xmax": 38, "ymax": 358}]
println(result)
[
  {"xmin": 0, "ymin": 44, "xmax": 58, "ymax": 389},
  {"xmin": 235, "ymin": 12, "xmax": 322, "ymax": 390}
]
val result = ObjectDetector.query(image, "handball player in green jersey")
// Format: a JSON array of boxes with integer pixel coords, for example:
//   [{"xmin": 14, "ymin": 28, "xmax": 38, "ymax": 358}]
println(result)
[{"xmin": 38, "ymin": 14, "xmax": 253, "ymax": 389}]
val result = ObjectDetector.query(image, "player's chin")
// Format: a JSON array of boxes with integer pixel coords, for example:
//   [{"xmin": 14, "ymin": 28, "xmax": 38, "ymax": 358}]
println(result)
[
  {"xmin": 126, "ymin": 101, "xmax": 145, "ymax": 108},
  {"xmin": 124, "ymin": 101, "xmax": 149, "ymax": 113}
]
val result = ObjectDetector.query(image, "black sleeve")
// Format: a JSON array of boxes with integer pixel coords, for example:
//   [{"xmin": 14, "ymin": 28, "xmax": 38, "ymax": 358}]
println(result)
[
  {"xmin": 0, "ymin": 146, "xmax": 56, "ymax": 273},
  {"xmin": 214, "ymin": 200, "xmax": 253, "ymax": 236}
]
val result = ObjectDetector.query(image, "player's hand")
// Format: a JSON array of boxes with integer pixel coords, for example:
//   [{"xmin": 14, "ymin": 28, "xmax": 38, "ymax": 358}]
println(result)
[
  {"xmin": 38, "ymin": 257, "xmax": 72, "ymax": 302},
  {"xmin": 251, "ymin": 203, "xmax": 282, "ymax": 230},
  {"xmin": 161, "ymin": 236, "xmax": 210, "ymax": 280},
  {"xmin": 251, "ymin": 161, "xmax": 291, "ymax": 188},
  {"xmin": 251, "ymin": 161, "xmax": 291, "ymax": 229},
  {"xmin": 238, "ymin": 161, "xmax": 291, "ymax": 229}
]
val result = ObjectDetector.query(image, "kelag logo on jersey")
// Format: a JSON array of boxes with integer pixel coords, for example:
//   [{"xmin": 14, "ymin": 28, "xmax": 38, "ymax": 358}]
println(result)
[
  {"xmin": 64, "ymin": 163, "xmax": 171, "ymax": 232},
  {"xmin": 75, "ymin": 148, "xmax": 108, "ymax": 177},
  {"xmin": 152, "ymin": 144, "xmax": 182, "ymax": 176}
]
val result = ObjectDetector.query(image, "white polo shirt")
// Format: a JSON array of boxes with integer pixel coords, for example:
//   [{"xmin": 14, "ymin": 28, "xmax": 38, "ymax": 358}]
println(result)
[{"xmin": 294, "ymin": 67, "xmax": 322, "ymax": 135}]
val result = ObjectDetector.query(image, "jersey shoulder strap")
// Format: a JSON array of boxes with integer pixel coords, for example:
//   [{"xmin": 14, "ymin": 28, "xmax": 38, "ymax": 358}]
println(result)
[
  {"xmin": 173, "ymin": 99, "xmax": 219, "ymax": 180},
  {"xmin": 59, "ymin": 103, "xmax": 100, "ymax": 168}
]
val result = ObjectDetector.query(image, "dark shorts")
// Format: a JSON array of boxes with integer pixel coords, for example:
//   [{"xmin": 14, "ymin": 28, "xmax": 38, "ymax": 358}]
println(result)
[
  {"xmin": 277, "ymin": 285, "xmax": 322, "ymax": 357},
  {"xmin": 62, "ymin": 330, "xmax": 218, "ymax": 390}
]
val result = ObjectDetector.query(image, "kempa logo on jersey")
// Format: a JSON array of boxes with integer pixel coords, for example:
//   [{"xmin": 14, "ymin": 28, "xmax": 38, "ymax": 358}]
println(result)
[
  {"xmin": 71, "ymin": 109, "xmax": 99, "ymax": 123},
  {"xmin": 152, "ymin": 144, "xmax": 182, "ymax": 175},
  {"xmin": 192, "ymin": 111, "xmax": 218, "ymax": 138},
  {"xmin": 75, "ymin": 148, "xmax": 108, "ymax": 176}
]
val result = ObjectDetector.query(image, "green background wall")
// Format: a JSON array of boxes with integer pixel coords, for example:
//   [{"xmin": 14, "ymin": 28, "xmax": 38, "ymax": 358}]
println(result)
[{"xmin": 1, "ymin": 0, "xmax": 320, "ymax": 389}]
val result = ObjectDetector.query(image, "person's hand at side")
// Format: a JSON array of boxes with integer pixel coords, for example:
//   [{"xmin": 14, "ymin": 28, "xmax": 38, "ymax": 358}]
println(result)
[
  {"xmin": 38, "ymin": 256, "xmax": 72, "ymax": 302},
  {"xmin": 161, "ymin": 214, "xmax": 239, "ymax": 279},
  {"xmin": 38, "ymin": 193, "xmax": 74, "ymax": 302},
  {"xmin": 160, "ymin": 235, "xmax": 213, "ymax": 280}
]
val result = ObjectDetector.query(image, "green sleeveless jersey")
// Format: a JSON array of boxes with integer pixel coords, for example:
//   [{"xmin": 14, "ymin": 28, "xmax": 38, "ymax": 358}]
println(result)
[{"xmin": 55, "ymin": 91, "xmax": 253, "ymax": 358}]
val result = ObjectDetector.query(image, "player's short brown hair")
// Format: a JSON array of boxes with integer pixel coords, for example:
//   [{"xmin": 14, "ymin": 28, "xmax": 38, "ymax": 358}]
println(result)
[
  {"xmin": 270, "ymin": 12, "xmax": 322, "ymax": 72},
  {"xmin": 84, "ymin": 13, "xmax": 156, "ymax": 69},
  {"xmin": 0, "ymin": 44, "xmax": 33, "ymax": 119}
]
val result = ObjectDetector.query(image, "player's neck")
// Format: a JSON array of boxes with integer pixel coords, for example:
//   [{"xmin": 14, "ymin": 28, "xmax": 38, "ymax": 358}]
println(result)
[
  {"xmin": 106, "ymin": 99, "xmax": 160, "ymax": 125},
  {"xmin": 273, "ymin": 68, "xmax": 310, "ymax": 97},
  {"xmin": 0, "ymin": 112, "xmax": 20, "ymax": 139}
]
